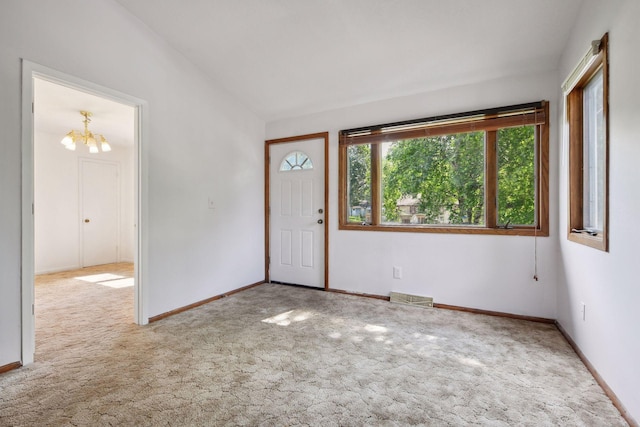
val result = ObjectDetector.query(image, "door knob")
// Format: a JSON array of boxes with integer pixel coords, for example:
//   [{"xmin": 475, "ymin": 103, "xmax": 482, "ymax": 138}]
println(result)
[
  {"xmin": 84, "ymin": 219, "xmax": 90, "ymax": 223},
  {"xmin": 317, "ymin": 219, "xmax": 323, "ymax": 224}
]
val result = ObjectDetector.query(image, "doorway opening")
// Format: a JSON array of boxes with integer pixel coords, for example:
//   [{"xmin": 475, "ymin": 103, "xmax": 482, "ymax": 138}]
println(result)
[{"xmin": 21, "ymin": 61, "xmax": 148, "ymax": 365}]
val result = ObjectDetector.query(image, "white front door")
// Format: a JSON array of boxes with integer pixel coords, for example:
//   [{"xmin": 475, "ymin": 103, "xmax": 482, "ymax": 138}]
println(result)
[
  {"xmin": 269, "ymin": 138, "xmax": 325, "ymax": 288},
  {"xmin": 80, "ymin": 159, "xmax": 119, "ymax": 267}
]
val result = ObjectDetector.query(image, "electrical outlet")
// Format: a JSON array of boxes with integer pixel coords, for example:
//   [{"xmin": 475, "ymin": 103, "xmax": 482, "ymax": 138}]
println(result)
[
  {"xmin": 208, "ymin": 197, "xmax": 215, "ymax": 210},
  {"xmin": 393, "ymin": 266, "xmax": 402, "ymax": 279},
  {"xmin": 581, "ymin": 302, "xmax": 586, "ymax": 321}
]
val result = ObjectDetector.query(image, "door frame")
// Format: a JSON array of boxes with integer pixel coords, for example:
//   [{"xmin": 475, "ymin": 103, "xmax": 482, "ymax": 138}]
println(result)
[
  {"xmin": 265, "ymin": 132, "xmax": 329, "ymax": 290},
  {"xmin": 79, "ymin": 158, "xmax": 121, "ymax": 267},
  {"xmin": 20, "ymin": 60, "xmax": 150, "ymax": 365}
]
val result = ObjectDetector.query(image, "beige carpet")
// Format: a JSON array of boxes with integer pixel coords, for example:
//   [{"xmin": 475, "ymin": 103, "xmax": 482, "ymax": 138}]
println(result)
[{"xmin": 0, "ymin": 264, "xmax": 627, "ymax": 426}]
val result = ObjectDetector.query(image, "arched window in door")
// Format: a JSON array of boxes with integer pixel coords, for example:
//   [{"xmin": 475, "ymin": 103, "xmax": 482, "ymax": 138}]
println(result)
[{"xmin": 279, "ymin": 151, "xmax": 314, "ymax": 171}]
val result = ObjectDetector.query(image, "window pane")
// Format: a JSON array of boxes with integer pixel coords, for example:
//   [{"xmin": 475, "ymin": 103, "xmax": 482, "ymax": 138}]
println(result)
[
  {"xmin": 347, "ymin": 144, "xmax": 371, "ymax": 223},
  {"xmin": 497, "ymin": 126, "xmax": 536, "ymax": 226},
  {"xmin": 583, "ymin": 69, "xmax": 604, "ymax": 232},
  {"xmin": 280, "ymin": 151, "xmax": 313, "ymax": 171},
  {"xmin": 381, "ymin": 132, "xmax": 485, "ymax": 225}
]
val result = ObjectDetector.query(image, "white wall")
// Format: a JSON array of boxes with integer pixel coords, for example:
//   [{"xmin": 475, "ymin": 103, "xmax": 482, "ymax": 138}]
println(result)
[
  {"xmin": 557, "ymin": 0, "xmax": 640, "ymax": 422},
  {"xmin": 0, "ymin": 0, "xmax": 265, "ymax": 366},
  {"xmin": 34, "ymin": 130, "xmax": 135, "ymax": 274},
  {"xmin": 267, "ymin": 70, "xmax": 560, "ymax": 319}
]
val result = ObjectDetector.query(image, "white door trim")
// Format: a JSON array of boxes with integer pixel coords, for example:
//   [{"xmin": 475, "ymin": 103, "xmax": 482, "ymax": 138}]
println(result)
[
  {"xmin": 20, "ymin": 60, "xmax": 150, "ymax": 365},
  {"xmin": 265, "ymin": 132, "xmax": 329, "ymax": 289}
]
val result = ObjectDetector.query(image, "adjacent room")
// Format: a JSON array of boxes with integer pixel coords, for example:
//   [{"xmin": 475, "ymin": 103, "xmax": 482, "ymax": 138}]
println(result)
[
  {"xmin": 0, "ymin": 0, "xmax": 638, "ymax": 425},
  {"xmin": 32, "ymin": 77, "xmax": 137, "ymax": 345}
]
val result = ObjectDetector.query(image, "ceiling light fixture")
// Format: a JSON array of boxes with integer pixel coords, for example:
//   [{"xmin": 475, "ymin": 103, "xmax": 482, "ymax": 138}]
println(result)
[{"xmin": 60, "ymin": 110, "xmax": 112, "ymax": 153}]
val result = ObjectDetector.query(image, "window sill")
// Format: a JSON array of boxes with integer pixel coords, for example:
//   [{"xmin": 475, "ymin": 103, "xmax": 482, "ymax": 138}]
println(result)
[
  {"xmin": 340, "ymin": 223, "xmax": 548, "ymax": 237},
  {"xmin": 568, "ymin": 231, "xmax": 607, "ymax": 251}
]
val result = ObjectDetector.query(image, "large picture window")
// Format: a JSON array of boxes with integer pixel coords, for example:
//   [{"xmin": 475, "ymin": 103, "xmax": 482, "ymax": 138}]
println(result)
[
  {"xmin": 339, "ymin": 102, "xmax": 549, "ymax": 235},
  {"xmin": 565, "ymin": 33, "xmax": 608, "ymax": 251}
]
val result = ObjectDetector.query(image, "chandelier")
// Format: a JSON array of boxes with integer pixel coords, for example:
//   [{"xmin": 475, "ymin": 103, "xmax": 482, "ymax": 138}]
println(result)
[{"xmin": 60, "ymin": 110, "xmax": 112, "ymax": 153}]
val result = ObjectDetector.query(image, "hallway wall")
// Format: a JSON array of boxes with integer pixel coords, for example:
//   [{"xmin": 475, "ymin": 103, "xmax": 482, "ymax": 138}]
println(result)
[
  {"xmin": 34, "ymin": 129, "xmax": 135, "ymax": 274},
  {"xmin": 0, "ymin": 0, "xmax": 265, "ymax": 366}
]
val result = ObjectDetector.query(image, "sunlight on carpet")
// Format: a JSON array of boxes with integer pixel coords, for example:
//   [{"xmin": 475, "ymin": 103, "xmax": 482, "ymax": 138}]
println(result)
[
  {"xmin": 96, "ymin": 277, "xmax": 134, "ymax": 288},
  {"xmin": 75, "ymin": 273, "xmax": 126, "ymax": 283},
  {"xmin": 261, "ymin": 309, "xmax": 314, "ymax": 326}
]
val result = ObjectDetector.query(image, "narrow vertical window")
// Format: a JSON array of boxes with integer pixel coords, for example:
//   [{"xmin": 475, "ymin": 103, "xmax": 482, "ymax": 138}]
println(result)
[
  {"xmin": 566, "ymin": 33, "xmax": 608, "ymax": 251},
  {"xmin": 346, "ymin": 144, "xmax": 371, "ymax": 223},
  {"xmin": 497, "ymin": 126, "xmax": 536, "ymax": 226},
  {"xmin": 583, "ymin": 69, "xmax": 605, "ymax": 233}
]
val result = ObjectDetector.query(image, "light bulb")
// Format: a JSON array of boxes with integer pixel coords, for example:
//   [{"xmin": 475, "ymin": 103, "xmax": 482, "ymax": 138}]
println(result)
[
  {"xmin": 61, "ymin": 132, "xmax": 74, "ymax": 147},
  {"xmin": 65, "ymin": 141, "xmax": 76, "ymax": 151},
  {"xmin": 100, "ymin": 135, "xmax": 111, "ymax": 152},
  {"xmin": 88, "ymin": 136, "xmax": 99, "ymax": 154}
]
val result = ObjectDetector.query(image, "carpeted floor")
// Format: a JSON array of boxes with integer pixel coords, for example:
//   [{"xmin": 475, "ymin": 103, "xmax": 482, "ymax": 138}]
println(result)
[{"xmin": 0, "ymin": 264, "xmax": 627, "ymax": 426}]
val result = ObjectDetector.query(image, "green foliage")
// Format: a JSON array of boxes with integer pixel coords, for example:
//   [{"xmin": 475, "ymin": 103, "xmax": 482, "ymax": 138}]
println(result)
[
  {"xmin": 382, "ymin": 132, "xmax": 484, "ymax": 224},
  {"xmin": 347, "ymin": 145, "xmax": 371, "ymax": 220},
  {"xmin": 497, "ymin": 126, "xmax": 535, "ymax": 225},
  {"xmin": 346, "ymin": 126, "xmax": 536, "ymax": 227}
]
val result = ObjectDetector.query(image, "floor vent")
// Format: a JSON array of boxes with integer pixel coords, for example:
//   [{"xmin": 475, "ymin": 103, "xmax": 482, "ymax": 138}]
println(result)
[{"xmin": 390, "ymin": 292, "xmax": 433, "ymax": 308}]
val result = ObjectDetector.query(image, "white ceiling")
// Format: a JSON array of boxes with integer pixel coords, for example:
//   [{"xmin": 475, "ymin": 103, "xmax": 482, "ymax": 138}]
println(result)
[
  {"xmin": 34, "ymin": 78, "xmax": 135, "ymax": 148},
  {"xmin": 114, "ymin": 0, "xmax": 583, "ymax": 121},
  {"xmin": 33, "ymin": 1, "xmax": 583, "ymax": 137}
]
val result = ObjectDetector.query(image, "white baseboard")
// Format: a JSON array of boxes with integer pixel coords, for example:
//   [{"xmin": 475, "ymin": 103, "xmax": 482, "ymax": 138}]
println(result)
[{"xmin": 35, "ymin": 264, "xmax": 81, "ymax": 275}]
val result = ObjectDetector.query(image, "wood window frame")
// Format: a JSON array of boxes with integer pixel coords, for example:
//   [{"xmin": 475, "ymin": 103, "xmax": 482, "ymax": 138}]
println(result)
[
  {"xmin": 566, "ymin": 33, "xmax": 609, "ymax": 251},
  {"xmin": 338, "ymin": 102, "xmax": 549, "ymax": 236}
]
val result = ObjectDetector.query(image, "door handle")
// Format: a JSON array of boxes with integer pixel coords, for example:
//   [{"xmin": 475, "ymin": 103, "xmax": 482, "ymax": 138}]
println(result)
[
  {"xmin": 317, "ymin": 219, "xmax": 323, "ymax": 224},
  {"xmin": 84, "ymin": 219, "xmax": 90, "ymax": 223}
]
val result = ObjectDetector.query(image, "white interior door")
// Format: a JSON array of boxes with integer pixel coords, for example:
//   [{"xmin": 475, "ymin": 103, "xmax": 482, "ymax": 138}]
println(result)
[
  {"xmin": 80, "ymin": 159, "xmax": 119, "ymax": 267},
  {"xmin": 269, "ymin": 138, "xmax": 325, "ymax": 288}
]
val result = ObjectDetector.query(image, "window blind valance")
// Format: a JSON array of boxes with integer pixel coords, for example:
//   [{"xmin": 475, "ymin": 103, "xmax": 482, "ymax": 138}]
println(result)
[
  {"xmin": 562, "ymin": 36, "xmax": 605, "ymax": 95},
  {"xmin": 339, "ymin": 101, "xmax": 547, "ymax": 145}
]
